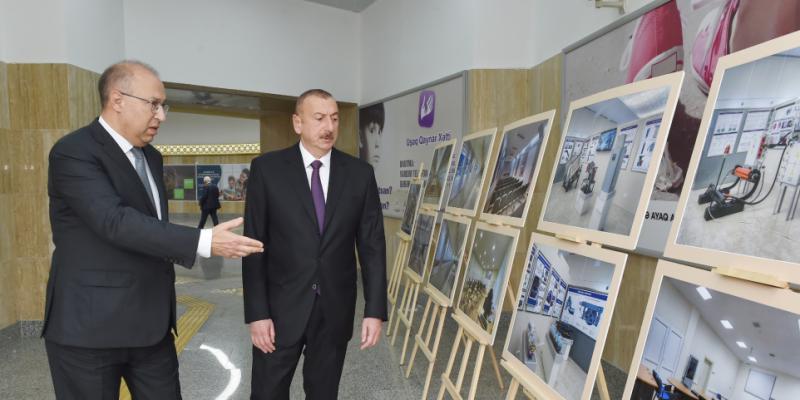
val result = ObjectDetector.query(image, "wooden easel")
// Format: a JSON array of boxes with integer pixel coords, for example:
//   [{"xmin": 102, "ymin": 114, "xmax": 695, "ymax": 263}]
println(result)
[
  {"xmin": 389, "ymin": 268, "xmax": 424, "ymax": 360},
  {"xmin": 501, "ymin": 358, "xmax": 612, "ymax": 400},
  {"xmin": 387, "ymin": 231, "xmax": 412, "ymax": 335},
  {"xmin": 405, "ymin": 286, "xmax": 451, "ymax": 399},
  {"xmin": 436, "ymin": 312, "xmax": 503, "ymax": 400}
]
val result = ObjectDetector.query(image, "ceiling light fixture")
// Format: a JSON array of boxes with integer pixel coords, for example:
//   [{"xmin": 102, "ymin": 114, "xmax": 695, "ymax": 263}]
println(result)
[
  {"xmin": 696, "ymin": 286, "xmax": 712, "ymax": 300},
  {"xmin": 748, "ymin": 356, "xmax": 757, "ymax": 363},
  {"xmin": 721, "ymin": 320, "xmax": 733, "ymax": 329},
  {"xmin": 737, "ymin": 341, "xmax": 747, "ymax": 349}
]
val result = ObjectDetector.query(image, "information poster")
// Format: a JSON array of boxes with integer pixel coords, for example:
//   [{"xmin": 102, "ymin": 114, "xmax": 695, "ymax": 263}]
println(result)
[
  {"xmin": 743, "ymin": 110, "xmax": 770, "ymax": 132},
  {"xmin": 358, "ymin": 75, "xmax": 466, "ymax": 217},
  {"xmin": 543, "ymin": 269, "xmax": 561, "ymax": 316},
  {"xmin": 560, "ymin": 287, "xmax": 608, "ymax": 340},
  {"xmin": 619, "ymin": 125, "xmax": 638, "ymax": 170},
  {"xmin": 526, "ymin": 252, "xmax": 551, "ymax": 314},
  {"xmin": 712, "ymin": 112, "xmax": 743, "ymax": 134},
  {"xmin": 632, "ymin": 118, "xmax": 661, "ymax": 172},
  {"xmin": 163, "ymin": 165, "xmax": 197, "ymax": 201},
  {"xmin": 706, "ymin": 133, "xmax": 738, "ymax": 157}
]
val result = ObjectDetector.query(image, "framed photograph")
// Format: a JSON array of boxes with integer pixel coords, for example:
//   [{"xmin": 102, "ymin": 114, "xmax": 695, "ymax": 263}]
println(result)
[
  {"xmin": 480, "ymin": 110, "xmax": 556, "ymax": 227},
  {"xmin": 406, "ymin": 210, "xmax": 437, "ymax": 282},
  {"xmin": 665, "ymin": 31, "xmax": 800, "ymax": 282},
  {"xmin": 621, "ymin": 259, "xmax": 800, "ymax": 400},
  {"xmin": 454, "ymin": 221, "xmax": 520, "ymax": 344},
  {"xmin": 421, "ymin": 139, "xmax": 457, "ymax": 211},
  {"xmin": 502, "ymin": 233, "xmax": 626, "ymax": 400},
  {"xmin": 446, "ymin": 128, "xmax": 498, "ymax": 217},
  {"xmin": 538, "ymin": 71, "xmax": 684, "ymax": 249},
  {"xmin": 426, "ymin": 214, "xmax": 472, "ymax": 306},
  {"xmin": 400, "ymin": 178, "xmax": 423, "ymax": 238},
  {"xmin": 619, "ymin": 124, "xmax": 638, "ymax": 170}
]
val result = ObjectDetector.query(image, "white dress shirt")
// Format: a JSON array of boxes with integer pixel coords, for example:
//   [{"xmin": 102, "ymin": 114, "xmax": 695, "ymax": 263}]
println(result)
[
  {"xmin": 99, "ymin": 116, "xmax": 212, "ymax": 259},
  {"xmin": 298, "ymin": 141, "xmax": 331, "ymax": 201}
]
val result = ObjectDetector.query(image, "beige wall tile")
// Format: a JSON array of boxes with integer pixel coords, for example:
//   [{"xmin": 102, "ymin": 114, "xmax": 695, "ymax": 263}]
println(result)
[
  {"xmin": 0, "ymin": 129, "xmax": 11, "ymax": 195},
  {"xmin": 16, "ymin": 256, "xmax": 49, "ymax": 321},
  {"xmin": 8, "ymin": 64, "xmax": 70, "ymax": 130},
  {"xmin": 67, "ymin": 65, "xmax": 101, "ymax": 129},
  {"xmin": 0, "ymin": 260, "xmax": 18, "ymax": 330},
  {"xmin": 12, "ymin": 188, "xmax": 50, "ymax": 259},
  {"xmin": 0, "ymin": 62, "xmax": 9, "ymax": 129}
]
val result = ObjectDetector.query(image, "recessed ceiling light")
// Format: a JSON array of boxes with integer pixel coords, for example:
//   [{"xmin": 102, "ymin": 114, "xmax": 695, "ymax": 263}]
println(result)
[
  {"xmin": 696, "ymin": 286, "xmax": 712, "ymax": 300},
  {"xmin": 749, "ymin": 356, "xmax": 757, "ymax": 363},
  {"xmin": 721, "ymin": 320, "xmax": 733, "ymax": 329},
  {"xmin": 737, "ymin": 341, "xmax": 747, "ymax": 349}
]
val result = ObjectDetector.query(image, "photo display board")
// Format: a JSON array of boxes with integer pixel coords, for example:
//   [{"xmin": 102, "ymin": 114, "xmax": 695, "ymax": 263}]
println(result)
[
  {"xmin": 446, "ymin": 128, "xmax": 497, "ymax": 217},
  {"xmin": 426, "ymin": 214, "xmax": 472, "ymax": 305},
  {"xmin": 621, "ymin": 260, "xmax": 800, "ymax": 400},
  {"xmin": 399, "ymin": 179, "xmax": 423, "ymax": 237},
  {"xmin": 421, "ymin": 140, "xmax": 457, "ymax": 211},
  {"xmin": 455, "ymin": 221, "xmax": 520, "ymax": 344},
  {"xmin": 502, "ymin": 233, "xmax": 626, "ymax": 400},
  {"xmin": 406, "ymin": 210, "xmax": 437, "ymax": 281},
  {"xmin": 539, "ymin": 72, "xmax": 684, "ymax": 249},
  {"xmin": 666, "ymin": 31, "xmax": 800, "ymax": 283},
  {"xmin": 480, "ymin": 110, "xmax": 556, "ymax": 227}
]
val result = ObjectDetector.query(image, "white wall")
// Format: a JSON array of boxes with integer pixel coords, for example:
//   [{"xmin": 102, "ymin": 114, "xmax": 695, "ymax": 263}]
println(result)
[
  {"xmin": 653, "ymin": 279, "xmax": 692, "ymax": 338},
  {"xmin": 156, "ymin": 112, "xmax": 260, "ymax": 145},
  {"xmin": 684, "ymin": 311, "xmax": 740, "ymax": 398},
  {"xmin": 0, "ymin": 0, "xmax": 124, "ymax": 72},
  {"xmin": 123, "ymin": 0, "xmax": 361, "ymax": 102},
  {"xmin": 733, "ymin": 365, "xmax": 800, "ymax": 400},
  {"xmin": 359, "ymin": 0, "xmax": 625, "ymax": 104}
]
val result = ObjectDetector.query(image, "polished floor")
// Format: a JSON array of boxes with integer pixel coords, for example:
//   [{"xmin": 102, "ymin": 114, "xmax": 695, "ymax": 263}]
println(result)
[{"xmin": 0, "ymin": 214, "xmax": 624, "ymax": 399}]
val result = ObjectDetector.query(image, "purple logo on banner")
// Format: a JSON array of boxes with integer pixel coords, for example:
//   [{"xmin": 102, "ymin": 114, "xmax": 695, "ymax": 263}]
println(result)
[{"xmin": 418, "ymin": 90, "xmax": 435, "ymax": 128}]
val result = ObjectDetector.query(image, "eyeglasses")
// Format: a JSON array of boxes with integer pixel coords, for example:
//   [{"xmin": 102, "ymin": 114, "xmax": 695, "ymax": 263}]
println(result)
[{"xmin": 119, "ymin": 91, "xmax": 170, "ymax": 115}]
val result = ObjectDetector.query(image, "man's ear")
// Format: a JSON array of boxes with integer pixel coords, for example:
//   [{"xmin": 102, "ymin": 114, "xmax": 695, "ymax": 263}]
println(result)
[
  {"xmin": 109, "ymin": 90, "xmax": 124, "ymax": 112},
  {"xmin": 292, "ymin": 113, "xmax": 302, "ymax": 135}
]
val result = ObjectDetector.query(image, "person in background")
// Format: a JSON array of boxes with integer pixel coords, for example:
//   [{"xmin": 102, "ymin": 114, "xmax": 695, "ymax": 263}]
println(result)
[{"xmin": 198, "ymin": 175, "xmax": 221, "ymax": 228}]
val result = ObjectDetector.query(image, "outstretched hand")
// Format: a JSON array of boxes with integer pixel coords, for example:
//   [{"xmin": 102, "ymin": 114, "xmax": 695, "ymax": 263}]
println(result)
[{"xmin": 211, "ymin": 217, "xmax": 264, "ymax": 258}]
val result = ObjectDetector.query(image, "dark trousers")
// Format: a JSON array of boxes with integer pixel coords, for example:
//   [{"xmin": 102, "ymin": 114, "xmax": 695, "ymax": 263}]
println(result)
[
  {"xmin": 45, "ymin": 333, "xmax": 180, "ymax": 400},
  {"xmin": 197, "ymin": 209, "xmax": 219, "ymax": 228},
  {"xmin": 250, "ymin": 297, "xmax": 348, "ymax": 400}
]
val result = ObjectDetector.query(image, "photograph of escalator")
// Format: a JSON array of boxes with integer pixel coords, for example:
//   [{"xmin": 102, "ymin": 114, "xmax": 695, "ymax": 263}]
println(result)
[
  {"xmin": 482, "ymin": 113, "xmax": 554, "ymax": 226},
  {"xmin": 447, "ymin": 129, "xmax": 496, "ymax": 215},
  {"xmin": 427, "ymin": 215, "xmax": 471, "ymax": 303}
]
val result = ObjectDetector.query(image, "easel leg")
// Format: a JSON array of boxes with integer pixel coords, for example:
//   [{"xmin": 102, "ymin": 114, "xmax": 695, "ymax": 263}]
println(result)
[
  {"xmin": 405, "ymin": 297, "xmax": 433, "ymax": 371},
  {"xmin": 391, "ymin": 277, "xmax": 411, "ymax": 344},
  {"xmin": 504, "ymin": 378, "xmax": 519, "ymax": 400},
  {"xmin": 596, "ymin": 364, "xmax": 611, "ymax": 400},
  {"xmin": 437, "ymin": 326, "xmax": 464, "ymax": 400},
  {"xmin": 488, "ymin": 346, "xmax": 505, "ymax": 390},
  {"xmin": 466, "ymin": 344, "xmax": 486, "ymax": 400},
  {"xmin": 400, "ymin": 282, "xmax": 422, "ymax": 363},
  {"xmin": 454, "ymin": 337, "xmax": 474, "ymax": 391}
]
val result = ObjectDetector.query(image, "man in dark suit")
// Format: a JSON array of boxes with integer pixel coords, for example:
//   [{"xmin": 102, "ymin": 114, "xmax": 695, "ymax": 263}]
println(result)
[
  {"xmin": 243, "ymin": 89, "xmax": 387, "ymax": 399},
  {"xmin": 45, "ymin": 60, "xmax": 264, "ymax": 399},
  {"xmin": 198, "ymin": 176, "xmax": 221, "ymax": 228}
]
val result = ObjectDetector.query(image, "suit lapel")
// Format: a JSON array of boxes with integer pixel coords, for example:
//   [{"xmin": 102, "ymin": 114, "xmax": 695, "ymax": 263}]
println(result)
[
  {"xmin": 322, "ymin": 149, "xmax": 346, "ymax": 238},
  {"xmin": 90, "ymin": 120, "xmax": 159, "ymax": 218},
  {"xmin": 284, "ymin": 145, "xmax": 319, "ymax": 233}
]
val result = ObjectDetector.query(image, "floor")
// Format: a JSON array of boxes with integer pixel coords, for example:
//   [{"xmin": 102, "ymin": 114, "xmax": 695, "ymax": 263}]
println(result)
[
  {"xmin": 676, "ymin": 187, "xmax": 799, "ymax": 264},
  {"xmin": 0, "ymin": 214, "xmax": 507, "ymax": 400},
  {"xmin": 0, "ymin": 213, "xmax": 623, "ymax": 399},
  {"xmin": 543, "ymin": 185, "xmax": 634, "ymax": 236},
  {"xmin": 552, "ymin": 358, "xmax": 587, "ymax": 400}
]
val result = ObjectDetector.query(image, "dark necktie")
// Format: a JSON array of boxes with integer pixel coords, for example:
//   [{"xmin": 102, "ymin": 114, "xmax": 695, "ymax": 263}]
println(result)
[
  {"xmin": 131, "ymin": 147, "xmax": 156, "ymax": 210},
  {"xmin": 310, "ymin": 160, "xmax": 325, "ymax": 234}
]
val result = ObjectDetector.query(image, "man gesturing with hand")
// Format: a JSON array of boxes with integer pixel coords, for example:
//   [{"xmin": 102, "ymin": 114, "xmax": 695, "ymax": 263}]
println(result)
[{"xmin": 243, "ymin": 89, "xmax": 387, "ymax": 399}]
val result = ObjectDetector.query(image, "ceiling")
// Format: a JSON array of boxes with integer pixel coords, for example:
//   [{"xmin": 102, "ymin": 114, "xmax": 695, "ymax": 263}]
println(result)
[
  {"xmin": 163, "ymin": 82, "xmax": 297, "ymax": 117},
  {"xmin": 671, "ymin": 278, "xmax": 800, "ymax": 379},
  {"xmin": 304, "ymin": 0, "xmax": 377, "ymax": 12},
  {"xmin": 585, "ymin": 86, "xmax": 669, "ymax": 124}
]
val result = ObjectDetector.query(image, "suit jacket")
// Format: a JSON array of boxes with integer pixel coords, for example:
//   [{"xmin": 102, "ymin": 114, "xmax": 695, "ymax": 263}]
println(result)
[
  {"xmin": 243, "ymin": 143, "xmax": 387, "ymax": 346},
  {"xmin": 44, "ymin": 118, "xmax": 201, "ymax": 348},
  {"xmin": 199, "ymin": 184, "xmax": 221, "ymax": 211}
]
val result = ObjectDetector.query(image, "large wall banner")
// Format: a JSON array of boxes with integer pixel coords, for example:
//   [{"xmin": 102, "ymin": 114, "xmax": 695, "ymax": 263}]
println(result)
[
  {"xmin": 359, "ymin": 74, "xmax": 466, "ymax": 218},
  {"xmin": 564, "ymin": 0, "xmax": 800, "ymax": 255}
]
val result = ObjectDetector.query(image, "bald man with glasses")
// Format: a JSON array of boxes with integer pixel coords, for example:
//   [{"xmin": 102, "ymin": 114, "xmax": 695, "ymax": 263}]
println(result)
[{"xmin": 43, "ymin": 60, "xmax": 263, "ymax": 399}]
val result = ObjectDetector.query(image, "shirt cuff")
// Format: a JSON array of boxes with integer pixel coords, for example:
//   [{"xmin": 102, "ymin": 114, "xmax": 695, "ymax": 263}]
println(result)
[{"xmin": 197, "ymin": 228, "xmax": 212, "ymax": 258}]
